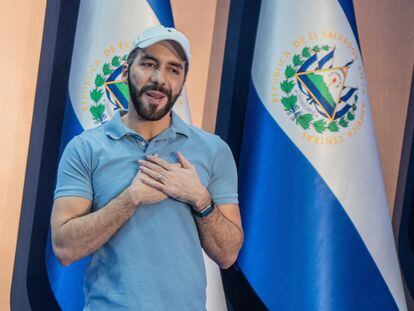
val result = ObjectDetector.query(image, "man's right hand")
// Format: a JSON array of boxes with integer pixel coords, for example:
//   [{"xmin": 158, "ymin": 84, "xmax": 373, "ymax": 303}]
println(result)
[{"xmin": 126, "ymin": 169, "xmax": 168, "ymax": 206}]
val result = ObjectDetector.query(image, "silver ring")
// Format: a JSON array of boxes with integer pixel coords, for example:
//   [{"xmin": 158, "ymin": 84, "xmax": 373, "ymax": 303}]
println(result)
[{"xmin": 157, "ymin": 173, "xmax": 164, "ymax": 182}]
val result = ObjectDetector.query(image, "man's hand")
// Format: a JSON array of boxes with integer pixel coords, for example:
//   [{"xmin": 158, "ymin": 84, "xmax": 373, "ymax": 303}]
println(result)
[
  {"xmin": 127, "ymin": 167, "xmax": 168, "ymax": 206},
  {"xmin": 139, "ymin": 153, "xmax": 243, "ymax": 269},
  {"xmin": 138, "ymin": 153, "xmax": 210, "ymax": 209}
]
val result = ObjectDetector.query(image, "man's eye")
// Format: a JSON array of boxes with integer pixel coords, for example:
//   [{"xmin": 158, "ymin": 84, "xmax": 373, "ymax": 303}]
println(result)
[
  {"xmin": 170, "ymin": 68, "xmax": 180, "ymax": 75},
  {"xmin": 142, "ymin": 63, "xmax": 154, "ymax": 68}
]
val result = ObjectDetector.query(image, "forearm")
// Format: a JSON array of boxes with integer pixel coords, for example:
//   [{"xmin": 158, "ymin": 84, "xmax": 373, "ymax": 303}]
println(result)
[
  {"xmin": 53, "ymin": 189, "xmax": 137, "ymax": 266},
  {"xmin": 195, "ymin": 207, "xmax": 244, "ymax": 269}
]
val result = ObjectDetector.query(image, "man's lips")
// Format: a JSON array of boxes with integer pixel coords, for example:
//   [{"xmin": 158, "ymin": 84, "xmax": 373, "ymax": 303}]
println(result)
[
  {"xmin": 144, "ymin": 90, "xmax": 167, "ymax": 104},
  {"xmin": 145, "ymin": 90, "xmax": 166, "ymax": 99}
]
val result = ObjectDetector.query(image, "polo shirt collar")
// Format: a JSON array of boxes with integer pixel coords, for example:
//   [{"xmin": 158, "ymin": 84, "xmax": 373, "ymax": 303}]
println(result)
[
  {"xmin": 170, "ymin": 110, "xmax": 190, "ymax": 137},
  {"xmin": 104, "ymin": 109, "xmax": 190, "ymax": 140}
]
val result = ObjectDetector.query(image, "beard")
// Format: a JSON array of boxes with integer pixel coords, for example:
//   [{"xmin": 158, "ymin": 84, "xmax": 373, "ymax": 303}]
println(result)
[{"xmin": 128, "ymin": 73, "xmax": 180, "ymax": 121}]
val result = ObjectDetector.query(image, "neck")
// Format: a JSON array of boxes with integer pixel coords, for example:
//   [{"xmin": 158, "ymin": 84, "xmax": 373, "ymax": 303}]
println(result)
[{"xmin": 122, "ymin": 106, "xmax": 172, "ymax": 141}]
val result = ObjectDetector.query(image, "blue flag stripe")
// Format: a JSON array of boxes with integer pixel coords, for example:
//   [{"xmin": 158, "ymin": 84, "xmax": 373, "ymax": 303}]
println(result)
[
  {"xmin": 146, "ymin": 0, "xmax": 174, "ymax": 27},
  {"xmin": 337, "ymin": 0, "xmax": 360, "ymax": 48},
  {"xmin": 59, "ymin": 95, "xmax": 83, "ymax": 154},
  {"xmin": 298, "ymin": 54, "xmax": 318, "ymax": 73},
  {"xmin": 45, "ymin": 95, "xmax": 88, "ymax": 311},
  {"xmin": 334, "ymin": 104, "xmax": 351, "ymax": 119},
  {"xmin": 340, "ymin": 87, "xmax": 357, "ymax": 102},
  {"xmin": 237, "ymin": 82, "xmax": 398, "ymax": 310},
  {"xmin": 318, "ymin": 49, "xmax": 335, "ymax": 69},
  {"xmin": 46, "ymin": 229, "xmax": 89, "ymax": 310}
]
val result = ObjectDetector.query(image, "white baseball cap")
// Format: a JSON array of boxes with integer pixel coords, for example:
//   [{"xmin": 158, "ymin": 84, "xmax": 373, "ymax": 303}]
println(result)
[{"xmin": 132, "ymin": 26, "xmax": 191, "ymax": 62}]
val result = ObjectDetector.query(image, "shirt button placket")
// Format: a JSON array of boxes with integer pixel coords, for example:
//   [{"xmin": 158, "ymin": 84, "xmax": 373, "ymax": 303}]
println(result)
[
  {"xmin": 145, "ymin": 140, "xmax": 161, "ymax": 157},
  {"xmin": 140, "ymin": 140, "xmax": 148, "ymax": 151}
]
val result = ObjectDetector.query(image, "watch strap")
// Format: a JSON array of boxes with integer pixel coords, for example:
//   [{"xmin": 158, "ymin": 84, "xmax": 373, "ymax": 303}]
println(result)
[{"xmin": 192, "ymin": 202, "xmax": 214, "ymax": 218}]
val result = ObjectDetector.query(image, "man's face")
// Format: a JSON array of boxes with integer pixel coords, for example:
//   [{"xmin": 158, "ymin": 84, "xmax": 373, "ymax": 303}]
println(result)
[{"xmin": 124, "ymin": 42, "xmax": 186, "ymax": 121}]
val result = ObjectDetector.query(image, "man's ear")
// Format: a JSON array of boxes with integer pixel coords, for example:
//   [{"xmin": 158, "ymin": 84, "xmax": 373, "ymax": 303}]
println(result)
[{"xmin": 121, "ymin": 64, "xmax": 128, "ymax": 84}]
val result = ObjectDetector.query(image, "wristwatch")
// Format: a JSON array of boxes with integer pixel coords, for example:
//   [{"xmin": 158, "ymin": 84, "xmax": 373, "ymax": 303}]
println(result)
[{"xmin": 192, "ymin": 202, "xmax": 214, "ymax": 218}]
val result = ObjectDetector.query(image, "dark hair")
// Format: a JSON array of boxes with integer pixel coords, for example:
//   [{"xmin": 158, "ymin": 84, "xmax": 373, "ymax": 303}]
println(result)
[
  {"xmin": 126, "ymin": 46, "xmax": 142, "ymax": 67},
  {"xmin": 126, "ymin": 46, "xmax": 189, "ymax": 75}
]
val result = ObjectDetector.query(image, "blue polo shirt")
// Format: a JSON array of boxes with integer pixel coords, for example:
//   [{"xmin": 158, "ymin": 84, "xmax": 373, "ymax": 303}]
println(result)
[{"xmin": 54, "ymin": 110, "xmax": 238, "ymax": 311}]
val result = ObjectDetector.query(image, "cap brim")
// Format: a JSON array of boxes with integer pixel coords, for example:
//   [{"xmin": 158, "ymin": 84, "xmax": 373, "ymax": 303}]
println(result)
[{"xmin": 137, "ymin": 36, "xmax": 190, "ymax": 62}]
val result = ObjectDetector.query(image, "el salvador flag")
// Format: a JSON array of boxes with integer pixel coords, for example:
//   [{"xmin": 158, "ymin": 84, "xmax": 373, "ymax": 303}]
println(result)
[
  {"xmin": 237, "ymin": 0, "xmax": 407, "ymax": 310},
  {"xmin": 45, "ymin": 1, "xmax": 226, "ymax": 310}
]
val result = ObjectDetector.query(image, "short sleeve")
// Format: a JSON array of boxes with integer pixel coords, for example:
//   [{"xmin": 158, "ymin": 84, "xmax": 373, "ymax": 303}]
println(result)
[
  {"xmin": 208, "ymin": 139, "xmax": 239, "ymax": 205},
  {"xmin": 54, "ymin": 135, "xmax": 93, "ymax": 201}
]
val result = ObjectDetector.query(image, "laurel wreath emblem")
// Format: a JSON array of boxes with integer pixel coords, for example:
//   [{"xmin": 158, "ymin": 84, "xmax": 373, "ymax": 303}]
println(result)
[
  {"xmin": 280, "ymin": 45, "xmax": 357, "ymax": 134},
  {"xmin": 89, "ymin": 54, "xmax": 127, "ymax": 124}
]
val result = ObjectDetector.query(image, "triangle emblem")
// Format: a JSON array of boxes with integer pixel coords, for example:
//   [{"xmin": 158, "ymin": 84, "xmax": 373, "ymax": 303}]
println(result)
[{"xmin": 296, "ymin": 67, "xmax": 347, "ymax": 121}]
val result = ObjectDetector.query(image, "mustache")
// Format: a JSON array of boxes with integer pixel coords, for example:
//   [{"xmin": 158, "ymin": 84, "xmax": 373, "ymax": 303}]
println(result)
[{"xmin": 139, "ymin": 83, "xmax": 171, "ymax": 98}]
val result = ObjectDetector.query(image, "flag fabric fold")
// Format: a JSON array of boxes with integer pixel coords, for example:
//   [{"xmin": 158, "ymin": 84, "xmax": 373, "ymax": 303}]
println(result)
[
  {"xmin": 46, "ymin": 1, "xmax": 224, "ymax": 309},
  {"xmin": 237, "ymin": 0, "xmax": 406, "ymax": 310}
]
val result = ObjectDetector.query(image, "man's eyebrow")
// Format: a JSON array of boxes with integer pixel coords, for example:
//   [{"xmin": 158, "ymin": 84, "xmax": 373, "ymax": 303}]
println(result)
[
  {"xmin": 141, "ymin": 53, "xmax": 184, "ymax": 70},
  {"xmin": 168, "ymin": 61, "xmax": 184, "ymax": 70},
  {"xmin": 140, "ymin": 54, "xmax": 158, "ymax": 62}
]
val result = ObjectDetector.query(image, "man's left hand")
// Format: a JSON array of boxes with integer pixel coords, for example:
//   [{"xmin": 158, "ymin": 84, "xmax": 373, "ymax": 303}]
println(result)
[{"xmin": 138, "ymin": 152, "xmax": 210, "ymax": 210}]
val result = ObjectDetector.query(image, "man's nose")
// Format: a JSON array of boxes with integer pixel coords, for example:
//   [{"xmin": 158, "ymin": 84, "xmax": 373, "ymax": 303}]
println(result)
[{"xmin": 150, "ymin": 68, "xmax": 166, "ymax": 85}]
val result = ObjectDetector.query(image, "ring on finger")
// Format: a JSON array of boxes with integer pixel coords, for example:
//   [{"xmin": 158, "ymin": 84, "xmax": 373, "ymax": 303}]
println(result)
[{"xmin": 156, "ymin": 173, "xmax": 165, "ymax": 182}]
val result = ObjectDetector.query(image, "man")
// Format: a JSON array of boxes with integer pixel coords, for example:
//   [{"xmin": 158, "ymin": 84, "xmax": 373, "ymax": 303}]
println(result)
[{"xmin": 51, "ymin": 26, "xmax": 243, "ymax": 310}]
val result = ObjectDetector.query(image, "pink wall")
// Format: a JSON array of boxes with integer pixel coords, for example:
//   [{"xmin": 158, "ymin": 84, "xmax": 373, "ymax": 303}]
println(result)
[
  {"xmin": 0, "ymin": 1, "xmax": 412, "ymax": 309},
  {"xmin": 0, "ymin": 1, "xmax": 47, "ymax": 310},
  {"xmin": 354, "ymin": 0, "xmax": 414, "ymax": 212}
]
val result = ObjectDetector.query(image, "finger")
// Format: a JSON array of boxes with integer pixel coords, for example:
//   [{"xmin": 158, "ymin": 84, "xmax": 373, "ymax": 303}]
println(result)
[
  {"xmin": 140, "ymin": 173, "xmax": 166, "ymax": 191},
  {"xmin": 177, "ymin": 152, "xmax": 192, "ymax": 169},
  {"xmin": 140, "ymin": 166, "xmax": 167, "ymax": 184},
  {"xmin": 139, "ymin": 159, "xmax": 168, "ymax": 174},
  {"xmin": 146, "ymin": 155, "xmax": 172, "ymax": 171},
  {"xmin": 170, "ymin": 163, "xmax": 183, "ymax": 169}
]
